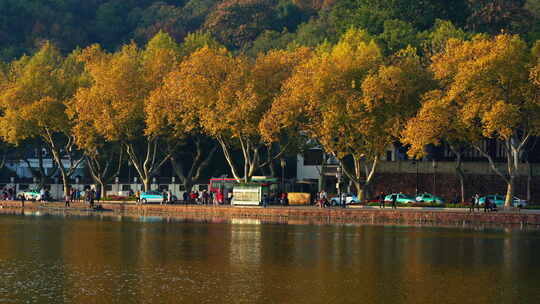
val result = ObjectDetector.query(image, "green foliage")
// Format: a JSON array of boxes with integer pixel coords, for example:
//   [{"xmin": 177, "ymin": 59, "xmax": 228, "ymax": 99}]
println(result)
[
  {"xmin": 329, "ymin": 0, "xmax": 470, "ymax": 35},
  {"xmin": 179, "ymin": 31, "xmax": 222, "ymax": 57},
  {"xmin": 420, "ymin": 19, "xmax": 469, "ymax": 56},
  {"xmin": 248, "ymin": 30, "xmax": 295, "ymax": 56},
  {"xmin": 1, "ymin": 0, "xmax": 539, "ymax": 61},
  {"xmin": 378, "ymin": 19, "xmax": 420, "ymax": 54}
]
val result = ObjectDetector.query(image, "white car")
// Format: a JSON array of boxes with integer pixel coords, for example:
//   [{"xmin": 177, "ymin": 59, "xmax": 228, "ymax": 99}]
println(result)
[
  {"xmin": 19, "ymin": 190, "xmax": 42, "ymax": 201},
  {"xmin": 329, "ymin": 194, "xmax": 360, "ymax": 205}
]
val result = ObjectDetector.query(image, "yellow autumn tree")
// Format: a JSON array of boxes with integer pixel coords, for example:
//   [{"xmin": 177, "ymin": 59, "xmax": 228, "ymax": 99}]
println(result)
[
  {"xmin": 71, "ymin": 32, "xmax": 180, "ymax": 191},
  {"xmin": 155, "ymin": 46, "xmax": 311, "ymax": 182},
  {"xmin": 0, "ymin": 42, "xmax": 84, "ymax": 196},
  {"xmin": 263, "ymin": 29, "xmax": 431, "ymax": 200},
  {"xmin": 422, "ymin": 34, "xmax": 540, "ymax": 207},
  {"xmin": 145, "ymin": 34, "xmax": 225, "ymax": 192},
  {"xmin": 402, "ymin": 91, "xmax": 473, "ymax": 203}
]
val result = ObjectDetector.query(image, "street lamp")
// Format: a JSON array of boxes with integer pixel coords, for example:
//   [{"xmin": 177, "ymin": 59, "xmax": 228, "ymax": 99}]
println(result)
[
  {"xmin": 280, "ymin": 158, "xmax": 286, "ymax": 192},
  {"xmin": 336, "ymin": 165, "xmax": 343, "ymax": 208},
  {"xmin": 432, "ymin": 159, "xmax": 437, "ymax": 195},
  {"xmin": 128, "ymin": 161, "xmax": 132, "ymax": 185},
  {"xmin": 412, "ymin": 160, "xmax": 419, "ymax": 195}
]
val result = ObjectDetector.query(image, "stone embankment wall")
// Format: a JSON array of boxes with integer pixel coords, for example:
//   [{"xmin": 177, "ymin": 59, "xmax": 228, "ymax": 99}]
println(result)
[{"xmin": 1, "ymin": 201, "xmax": 540, "ymax": 226}]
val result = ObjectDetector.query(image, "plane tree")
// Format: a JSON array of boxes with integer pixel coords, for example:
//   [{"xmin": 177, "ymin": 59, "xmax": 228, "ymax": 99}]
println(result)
[{"xmin": 0, "ymin": 42, "xmax": 84, "ymax": 196}]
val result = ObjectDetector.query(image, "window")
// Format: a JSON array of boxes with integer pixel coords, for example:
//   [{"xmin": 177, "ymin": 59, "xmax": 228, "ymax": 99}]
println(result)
[
  {"xmin": 106, "ymin": 185, "xmax": 112, "ymax": 191},
  {"xmin": 303, "ymin": 149, "xmax": 323, "ymax": 166},
  {"xmin": 121, "ymin": 185, "xmax": 132, "ymax": 191}
]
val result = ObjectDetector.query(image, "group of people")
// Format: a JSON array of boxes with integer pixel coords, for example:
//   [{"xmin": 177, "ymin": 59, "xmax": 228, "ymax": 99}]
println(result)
[
  {"xmin": 65, "ymin": 187, "xmax": 100, "ymax": 208},
  {"xmin": 181, "ymin": 190, "xmax": 216, "ymax": 205},
  {"xmin": 315, "ymin": 190, "xmax": 328, "ymax": 208},
  {"xmin": 470, "ymin": 193, "xmax": 498, "ymax": 212},
  {"xmin": 261, "ymin": 192, "xmax": 288, "ymax": 207},
  {"xmin": 2, "ymin": 187, "xmax": 16, "ymax": 200},
  {"xmin": 378, "ymin": 193, "xmax": 397, "ymax": 209}
]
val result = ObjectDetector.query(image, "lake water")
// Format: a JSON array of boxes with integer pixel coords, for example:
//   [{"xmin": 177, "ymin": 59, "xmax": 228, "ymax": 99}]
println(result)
[{"xmin": 1, "ymin": 211, "xmax": 540, "ymax": 303}]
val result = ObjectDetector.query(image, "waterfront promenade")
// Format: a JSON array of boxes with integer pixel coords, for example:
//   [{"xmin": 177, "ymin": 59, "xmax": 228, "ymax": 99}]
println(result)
[{"xmin": 1, "ymin": 200, "xmax": 540, "ymax": 226}]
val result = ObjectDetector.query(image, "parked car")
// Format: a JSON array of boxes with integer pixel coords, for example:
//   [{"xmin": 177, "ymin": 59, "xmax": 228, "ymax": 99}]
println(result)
[
  {"xmin": 329, "ymin": 194, "xmax": 360, "ymax": 205},
  {"xmin": 384, "ymin": 193, "xmax": 416, "ymax": 203},
  {"xmin": 19, "ymin": 190, "xmax": 42, "ymax": 201},
  {"xmin": 478, "ymin": 194, "xmax": 527, "ymax": 207},
  {"xmin": 415, "ymin": 193, "xmax": 444, "ymax": 204},
  {"xmin": 140, "ymin": 191, "xmax": 176, "ymax": 204},
  {"xmin": 140, "ymin": 191, "xmax": 165, "ymax": 204}
]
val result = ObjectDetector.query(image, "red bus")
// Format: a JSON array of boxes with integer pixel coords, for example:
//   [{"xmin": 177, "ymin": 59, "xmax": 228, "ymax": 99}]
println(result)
[{"xmin": 209, "ymin": 178, "xmax": 238, "ymax": 204}]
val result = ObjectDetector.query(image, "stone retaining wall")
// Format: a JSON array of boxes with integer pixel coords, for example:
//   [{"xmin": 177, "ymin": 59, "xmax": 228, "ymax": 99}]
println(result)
[{"xmin": 2, "ymin": 201, "xmax": 540, "ymax": 226}]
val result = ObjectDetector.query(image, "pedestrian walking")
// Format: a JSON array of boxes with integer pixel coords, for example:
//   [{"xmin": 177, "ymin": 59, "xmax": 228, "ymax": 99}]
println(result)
[
  {"xmin": 379, "ymin": 192, "xmax": 385, "ymax": 209},
  {"xmin": 217, "ymin": 191, "xmax": 224, "ymax": 205},
  {"xmin": 136, "ymin": 190, "xmax": 141, "ymax": 204},
  {"xmin": 262, "ymin": 194, "xmax": 268, "ymax": 208},
  {"xmin": 202, "ymin": 190, "xmax": 209, "ymax": 205},
  {"xmin": 167, "ymin": 189, "xmax": 173, "ymax": 204},
  {"xmin": 211, "ymin": 191, "xmax": 216, "ymax": 205},
  {"xmin": 470, "ymin": 194, "xmax": 479, "ymax": 213},
  {"xmin": 70, "ymin": 187, "xmax": 75, "ymax": 203},
  {"xmin": 183, "ymin": 191, "xmax": 189, "ymax": 204},
  {"xmin": 391, "ymin": 194, "xmax": 397, "ymax": 209},
  {"xmin": 161, "ymin": 189, "xmax": 167, "ymax": 205},
  {"xmin": 64, "ymin": 192, "xmax": 70, "ymax": 207},
  {"xmin": 89, "ymin": 188, "xmax": 95, "ymax": 208},
  {"xmin": 280, "ymin": 192, "xmax": 288, "ymax": 206}
]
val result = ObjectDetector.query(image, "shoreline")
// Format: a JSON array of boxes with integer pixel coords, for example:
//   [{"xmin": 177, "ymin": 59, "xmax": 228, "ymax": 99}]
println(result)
[{"xmin": 2, "ymin": 200, "xmax": 540, "ymax": 227}]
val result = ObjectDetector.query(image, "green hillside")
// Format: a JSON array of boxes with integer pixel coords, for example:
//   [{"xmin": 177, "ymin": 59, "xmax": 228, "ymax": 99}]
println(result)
[{"xmin": 1, "ymin": 0, "xmax": 539, "ymax": 60}]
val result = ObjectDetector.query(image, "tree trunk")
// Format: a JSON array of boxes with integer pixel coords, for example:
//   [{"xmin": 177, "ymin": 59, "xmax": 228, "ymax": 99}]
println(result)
[
  {"xmin": 143, "ymin": 178, "xmax": 151, "ymax": 192},
  {"xmin": 527, "ymin": 160, "xmax": 532, "ymax": 202},
  {"xmin": 505, "ymin": 177, "xmax": 514, "ymax": 208},
  {"xmin": 354, "ymin": 182, "xmax": 364, "ymax": 202},
  {"xmin": 459, "ymin": 174, "xmax": 465, "ymax": 204},
  {"xmin": 183, "ymin": 181, "xmax": 193, "ymax": 193},
  {"xmin": 124, "ymin": 140, "xmax": 170, "ymax": 193},
  {"xmin": 453, "ymin": 149, "xmax": 466, "ymax": 203},
  {"xmin": 170, "ymin": 138, "xmax": 218, "ymax": 193},
  {"xmin": 100, "ymin": 181, "xmax": 106, "ymax": 198},
  {"xmin": 48, "ymin": 144, "xmax": 70, "ymax": 200},
  {"xmin": 58, "ymin": 165, "xmax": 69, "ymax": 201}
]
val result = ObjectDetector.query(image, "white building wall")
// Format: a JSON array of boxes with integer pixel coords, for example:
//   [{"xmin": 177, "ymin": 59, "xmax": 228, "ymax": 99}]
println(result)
[{"xmin": 296, "ymin": 154, "xmax": 322, "ymax": 181}]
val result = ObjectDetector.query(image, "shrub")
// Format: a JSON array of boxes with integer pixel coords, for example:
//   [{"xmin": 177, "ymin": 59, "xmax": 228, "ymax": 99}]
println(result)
[{"xmin": 102, "ymin": 195, "xmax": 134, "ymax": 201}]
